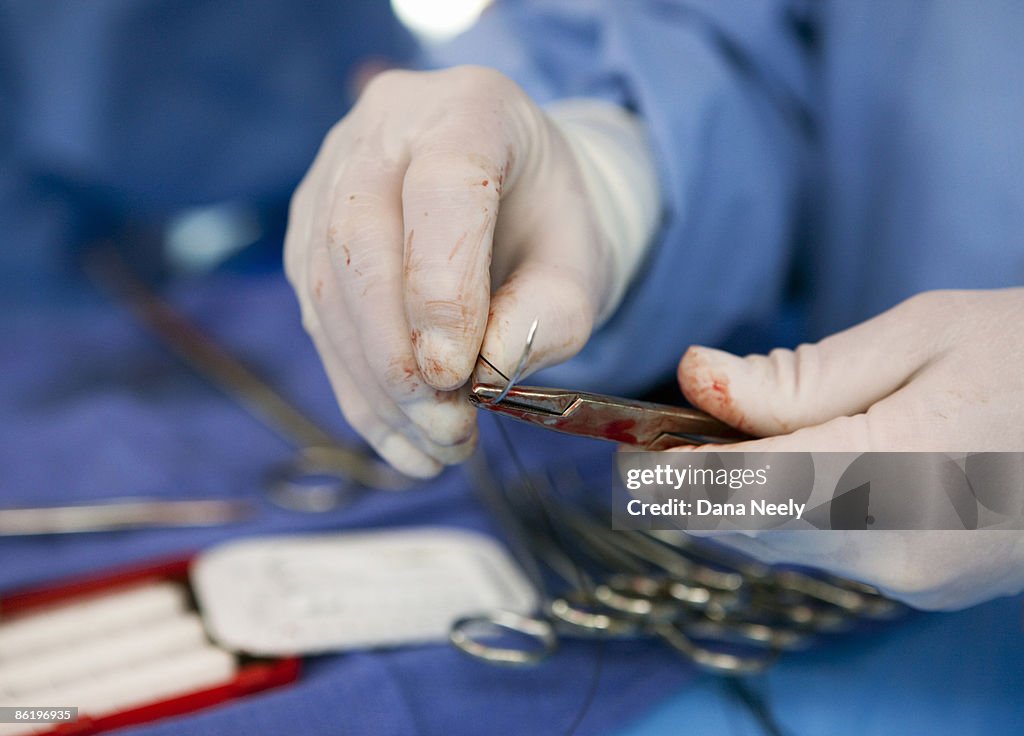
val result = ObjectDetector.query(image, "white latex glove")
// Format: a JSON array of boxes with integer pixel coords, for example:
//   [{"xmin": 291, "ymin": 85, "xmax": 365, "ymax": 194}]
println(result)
[
  {"xmin": 675, "ymin": 288, "xmax": 1024, "ymax": 610},
  {"xmin": 285, "ymin": 66, "xmax": 658, "ymax": 477}
]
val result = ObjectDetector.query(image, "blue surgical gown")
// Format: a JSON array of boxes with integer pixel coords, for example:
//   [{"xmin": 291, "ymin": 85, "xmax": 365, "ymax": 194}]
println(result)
[{"xmin": 432, "ymin": 0, "xmax": 1024, "ymax": 392}]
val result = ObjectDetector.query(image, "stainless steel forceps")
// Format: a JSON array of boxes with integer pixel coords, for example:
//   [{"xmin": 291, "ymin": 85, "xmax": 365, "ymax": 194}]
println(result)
[
  {"xmin": 0, "ymin": 499, "xmax": 253, "ymax": 536},
  {"xmin": 85, "ymin": 246, "xmax": 410, "ymax": 512}
]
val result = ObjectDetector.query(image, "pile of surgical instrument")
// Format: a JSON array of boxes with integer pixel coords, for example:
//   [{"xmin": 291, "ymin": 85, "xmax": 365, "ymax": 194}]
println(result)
[{"xmin": 453, "ymin": 451, "xmax": 904, "ymax": 675}]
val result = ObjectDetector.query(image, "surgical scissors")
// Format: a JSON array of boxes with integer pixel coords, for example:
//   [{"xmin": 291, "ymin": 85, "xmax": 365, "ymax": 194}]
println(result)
[
  {"xmin": 450, "ymin": 453, "xmax": 642, "ymax": 667},
  {"xmin": 84, "ymin": 246, "xmax": 411, "ymax": 512},
  {"xmin": 455, "ymin": 455, "xmax": 792, "ymax": 674},
  {"xmin": 453, "ymin": 448, "xmax": 903, "ymax": 674},
  {"xmin": 469, "ymin": 383, "xmax": 748, "ymax": 450}
]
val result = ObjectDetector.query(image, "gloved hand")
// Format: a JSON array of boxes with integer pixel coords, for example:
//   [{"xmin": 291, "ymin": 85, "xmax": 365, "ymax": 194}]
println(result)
[
  {"xmin": 285, "ymin": 66, "xmax": 658, "ymax": 477},
  {"xmin": 676, "ymin": 288, "xmax": 1024, "ymax": 610}
]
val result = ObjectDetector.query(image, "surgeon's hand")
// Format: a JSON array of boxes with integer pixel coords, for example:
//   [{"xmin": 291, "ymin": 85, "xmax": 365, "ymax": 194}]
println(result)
[
  {"xmin": 677, "ymin": 288, "xmax": 1024, "ymax": 609},
  {"xmin": 286, "ymin": 67, "xmax": 655, "ymax": 477}
]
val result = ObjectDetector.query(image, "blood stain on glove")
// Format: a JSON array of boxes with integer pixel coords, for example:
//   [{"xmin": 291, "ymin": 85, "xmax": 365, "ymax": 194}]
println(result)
[
  {"xmin": 678, "ymin": 347, "xmax": 748, "ymax": 432},
  {"xmin": 385, "ymin": 355, "xmax": 421, "ymax": 396}
]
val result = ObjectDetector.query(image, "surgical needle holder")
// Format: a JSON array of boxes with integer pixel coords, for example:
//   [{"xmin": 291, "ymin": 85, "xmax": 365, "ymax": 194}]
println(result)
[{"xmin": 469, "ymin": 383, "xmax": 748, "ymax": 449}]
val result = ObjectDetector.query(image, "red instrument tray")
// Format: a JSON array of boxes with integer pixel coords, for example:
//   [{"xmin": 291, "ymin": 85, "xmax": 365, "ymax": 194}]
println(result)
[{"xmin": 0, "ymin": 555, "xmax": 301, "ymax": 735}]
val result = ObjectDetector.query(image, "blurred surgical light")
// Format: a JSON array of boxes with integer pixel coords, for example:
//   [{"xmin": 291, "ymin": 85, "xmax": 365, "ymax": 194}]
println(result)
[
  {"xmin": 391, "ymin": 0, "xmax": 492, "ymax": 43},
  {"xmin": 165, "ymin": 203, "xmax": 262, "ymax": 274}
]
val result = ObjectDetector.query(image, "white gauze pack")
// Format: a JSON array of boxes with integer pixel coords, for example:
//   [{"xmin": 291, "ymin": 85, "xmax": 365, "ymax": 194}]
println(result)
[{"xmin": 191, "ymin": 527, "xmax": 537, "ymax": 656}]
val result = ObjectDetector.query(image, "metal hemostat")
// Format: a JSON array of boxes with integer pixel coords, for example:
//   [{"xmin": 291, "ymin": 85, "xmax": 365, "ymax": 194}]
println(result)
[
  {"xmin": 84, "ymin": 245, "xmax": 410, "ymax": 512},
  {"xmin": 454, "ymin": 453, "xmax": 905, "ymax": 676},
  {"xmin": 469, "ymin": 383, "xmax": 748, "ymax": 450}
]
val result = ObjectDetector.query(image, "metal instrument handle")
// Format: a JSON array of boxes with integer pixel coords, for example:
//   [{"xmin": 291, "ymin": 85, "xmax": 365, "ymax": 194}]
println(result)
[{"xmin": 449, "ymin": 611, "xmax": 558, "ymax": 666}]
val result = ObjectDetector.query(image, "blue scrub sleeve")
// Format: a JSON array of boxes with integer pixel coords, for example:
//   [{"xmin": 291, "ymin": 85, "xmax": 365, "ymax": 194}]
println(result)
[{"xmin": 428, "ymin": 0, "xmax": 813, "ymax": 394}]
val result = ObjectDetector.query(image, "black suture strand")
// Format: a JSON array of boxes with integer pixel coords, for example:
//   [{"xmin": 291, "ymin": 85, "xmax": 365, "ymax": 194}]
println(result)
[
  {"xmin": 478, "ymin": 354, "xmax": 509, "ymax": 382},
  {"xmin": 491, "ymin": 415, "xmax": 605, "ymax": 736},
  {"xmin": 724, "ymin": 677, "xmax": 788, "ymax": 736}
]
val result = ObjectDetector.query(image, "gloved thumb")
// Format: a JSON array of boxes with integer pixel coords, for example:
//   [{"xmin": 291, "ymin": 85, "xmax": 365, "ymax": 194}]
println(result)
[{"xmin": 677, "ymin": 297, "xmax": 940, "ymax": 436}]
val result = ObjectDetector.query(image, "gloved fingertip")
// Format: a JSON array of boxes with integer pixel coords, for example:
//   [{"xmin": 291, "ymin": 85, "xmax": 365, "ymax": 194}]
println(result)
[
  {"xmin": 403, "ymin": 395, "xmax": 476, "ymax": 448},
  {"xmin": 375, "ymin": 433, "xmax": 443, "ymax": 479},
  {"xmin": 677, "ymin": 346, "xmax": 750, "ymax": 427},
  {"xmin": 411, "ymin": 328, "xmax": 475, "ymax": 391},
  {"xmin": 432, "ymin": 428, "xmax": 478, "ymax": 466}
]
